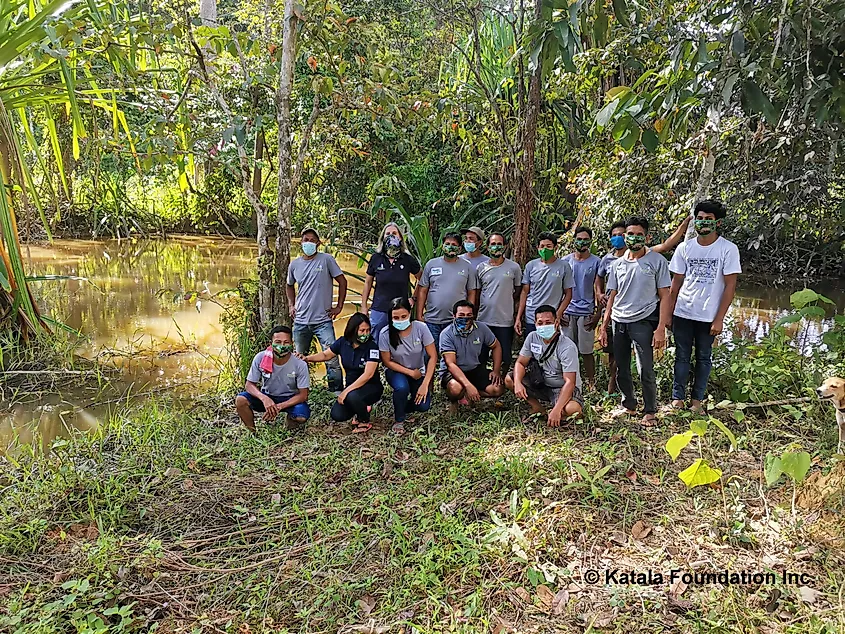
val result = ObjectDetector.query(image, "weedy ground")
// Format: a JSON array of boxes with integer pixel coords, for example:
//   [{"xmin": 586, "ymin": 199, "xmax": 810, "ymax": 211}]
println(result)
[{"xmin": 1, "ymin": 386, "xmax": 844, "ymax": 634}]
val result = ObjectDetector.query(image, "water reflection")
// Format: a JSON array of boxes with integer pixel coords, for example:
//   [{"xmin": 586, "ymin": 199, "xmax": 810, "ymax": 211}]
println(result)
[{"xmin": 3, "ymin": 236, "xmax": 843, "ymax": 452}]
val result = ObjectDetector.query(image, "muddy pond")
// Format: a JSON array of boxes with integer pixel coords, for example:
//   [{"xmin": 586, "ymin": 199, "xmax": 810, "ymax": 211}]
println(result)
[{"xmin": 2, "ymin": 236, "xmax": 843, "ymax": 452}]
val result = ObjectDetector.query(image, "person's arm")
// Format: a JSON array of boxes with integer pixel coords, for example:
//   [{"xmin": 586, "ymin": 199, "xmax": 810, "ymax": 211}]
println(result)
[
  {"xmin": 653, "ymin": 286, "xmax": 671, "ymax": 349},
  {"xmin": 415, "ymin": 341, "xmax": 438, "ymax": 404},
  {"xmin": 548, "ymin": 373, "xmax": 576, "ymax": 427},
  {"xmin": 712, "ymin": 274, "xmax": 737, "ymax": 336},
  {"xmin": 515, "ymin": 285, "xmax": 529, "ymax": 335},
  {"xmin": 556, "ymin": 287, "xmax": 572, "ymax": 321},
  {"xmin": 512, "ymin": 355, "xmax": 530, "ymax": 400},
  {"xmin": 361, "ymin": 274, "xmax": 375, "ymax": 315},
  {"xmin": 329, "ymin": 274, "xmax": 347, "ymax": 319},
  {"xmin": 416, "ymin": 286, "xmax": 429, "ymax": 322},
  {"xmin": 286, "ymin": 284, "xmax": 297, "ymax": 319},
  {"xmin": 278, "ymin": 387, "xmax": 308, "ymax": 409},
  {"xmin": 652, "ymin": 216, "xmax": 691, "ymax": 254},
  {"xmin": 468, "ymin": 288, "xmax": 479, "ymax": 306},
  {"xmin": 443, "ymin": 351, "xmax": 478, "ymax": 400},
  {"xmin": 244, "ymin": 380, "xmax": 275, "ymax": 411},
  {"xmin": 303, "ymin": 349, "xmax": 337, "ymax": 363},
  {"xmin": 339, "ymin": 361, "xmax": 378, "ymax": 402},
  {"xmin": 594, "ymin": 270, "xmax": 606, "ymax": 307},
  {"xmin": 490, "ymin": 340, "xmax": 502, "ymax": 384},
  {"xmin": 380, "ymin": 351, "xmax": 421, "ymax": 378},
  {"xmin": 668, "ymin": 273, "xmax": 684, "ymax": 329},
  {"xmin": 467, "ymin": 267, "xmax": 479, "ymax": 306},
  {"xmin": 599, "ymin": 290, "xmax": 617, "ymax": 347}
]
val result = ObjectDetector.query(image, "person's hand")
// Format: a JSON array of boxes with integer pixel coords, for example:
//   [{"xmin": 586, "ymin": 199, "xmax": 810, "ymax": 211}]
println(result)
[
  {"xmin": 598, "ymin": 326, "xmax": 608, "ymax": 348},
  {"xmin": 490, "ymin": 371, "xmax": 502, "ymax": 387},
  {"xmin": 597, "ymin": 292, "xmax": 607, "ymax": 307},
  {"xmin": 465, "ymin": 384, "xmax": 481, "ymax": 402},
  {"xmin": 653, "ymin": 325, "xmax": 667, "ymax": 350},
  {"xmin": 414, "ymin": 383, "xmax": 428, "ymax": 405},
  {"xmin": 328, "ymin": 305, "xmax": 343, "ymax": 319},
  {"xmin": 289, "ymin": 306, "xmax": 296, "ymax": 319},
  {"xmin": 360, "ymin": 305, "xmax": 369, "ymax": 316},
  {"xmin": 585, "ymin": 313, "xmax": 601, "ymax": 331},
  {"xmin": 514, "ymin": 320, "xmax": 523, "ymax": 336},
  {"xmin": 293, "ymin": 352, "xmax": 307, "ymax": 360},
  {"xmin": 547, "ymin": 405, "xmax": 563, "ymax": 428},
  {"xmin": 514, "ymin": 380, "xmax": 528, "ymax": 401},
  {"xmin": 262, "ymin": 398, "xmax": 279, "ymax": 421},
  {"xmin": 710, "ymin": 318, "xmax": 724, "ymax": 337},
  {"xmin": 409, "ymin": 368, "xmax": 423, "ymax": 380},
  {"xmin": 560, "ymin": 314, "xmax": 570, "ymax": 328},
  {"xmin": 337, "ymin": 389, "xmax": 349, "ymax": 405}
]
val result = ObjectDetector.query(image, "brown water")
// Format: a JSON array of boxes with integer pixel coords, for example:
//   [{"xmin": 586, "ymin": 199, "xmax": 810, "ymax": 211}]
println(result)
[{"xmin": 2, "ymin": 236, "xmax": 843, "ymax": 452}]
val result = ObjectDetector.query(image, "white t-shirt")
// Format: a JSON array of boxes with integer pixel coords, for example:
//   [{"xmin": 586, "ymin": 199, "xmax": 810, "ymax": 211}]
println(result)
[{"xmin": 670, "ymin": 236, "xmax": 742, "ymax": 323}]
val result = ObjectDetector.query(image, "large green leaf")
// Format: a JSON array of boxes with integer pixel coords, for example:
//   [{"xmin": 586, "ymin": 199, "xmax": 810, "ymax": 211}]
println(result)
[
  {"xmin": 666, "ymin": 431, "xmax": 694, "ymax": 461},
  {"xmin": 742, "ymin": 80, "xmax": 778, "ymax": 125},
  {"xmin": 678, "ymin": 459, "xmax": 722, "ymax": 489},
  {"xmin": 779, "ymin": 451, "xmax": 811, "ymax": 484},
  {"xmin": 641, "ymin": 128, "xmax": 658, "ymax": 152},
  {"xmin": 611, "ymin": 0, "xmax": 630, "ymax": 27},
  {"xmin": 789, "ymin": 288, "xmax": 819, "ymax": 308}
]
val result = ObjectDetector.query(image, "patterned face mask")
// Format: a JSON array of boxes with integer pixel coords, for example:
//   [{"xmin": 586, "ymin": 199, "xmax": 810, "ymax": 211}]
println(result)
[
  {"xmin": 443, "ymin": 244, "xmax": 461, "ymax": 257},
  {"xmin": 357, "ymin": 333, "xmax": 371, "ymax": 343},
  {"xmin": 454, "ymin": 317, "xmax": 474, "ymax": 336},
  {"xmin": 624, "ymin": 234, "xmax": 646, "ymax": 250},
  {"xmin": 574, "ymin": 238, "xmax": 592, "ymax": 252},
  {"xmin": 694, "ymin": 219, "xmax": 718, "ymax": 235},
  {"xmin": 384, "ymin": 234, "xmax": 402, "ymax": 256},
  {"xmin": 488, "ymin": 244, "xmax": 505, "ymax": 256},
  {"xmin": 272, "ymin": 343, "xmax": 293, "ymax": 357}
]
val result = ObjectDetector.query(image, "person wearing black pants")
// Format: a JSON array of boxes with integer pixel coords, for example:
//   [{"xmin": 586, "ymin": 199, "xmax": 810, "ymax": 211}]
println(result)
[
  {"xmin": 300, "ymin": 312, "xmax": 383, "ymax": 433},
  {"xmin": 611, "ymin": 311, "xmax": 659, "ymax": 416}
]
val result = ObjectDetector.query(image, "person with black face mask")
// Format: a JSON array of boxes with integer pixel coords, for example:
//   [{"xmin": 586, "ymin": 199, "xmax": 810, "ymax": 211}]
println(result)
[{"xmin": 667, "ymin": 199, "xmax": 741, "ymax": 413}]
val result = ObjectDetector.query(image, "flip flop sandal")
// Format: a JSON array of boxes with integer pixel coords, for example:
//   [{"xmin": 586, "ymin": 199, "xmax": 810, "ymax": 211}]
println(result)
[
  {"xmin": 392, "ymin": 422, "xmax": 406, "ymax": 435},
  {"xmin": 352, "ymin": 422, "xmax": 372, "ymax": 434},
  {"xmin": 639, "ymin": 414, "xmax": 658, "ymax": 427},
  {"xmin": 611, "ymin": 408, "xmax": 636, "ymax": 419}
]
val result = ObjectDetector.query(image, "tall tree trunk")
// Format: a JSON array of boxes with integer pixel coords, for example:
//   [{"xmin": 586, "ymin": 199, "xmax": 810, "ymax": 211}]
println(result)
[
  {"xmin": 199, "ymin": 0, "xmax": 216, "ymax": 26},
  {"xmin": 686, "ymin": 106, "xmax": 721, "ymax": 242},
  {"xmin": 512, "ymin": 0, "xmax": 542, "ymax": 265},
  {"xmin": 270, "ymin": 0, "xmax": 298, "ymax": 325}
]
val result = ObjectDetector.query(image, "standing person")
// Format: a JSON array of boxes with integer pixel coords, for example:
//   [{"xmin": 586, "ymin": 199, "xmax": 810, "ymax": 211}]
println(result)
[
  {"xmin": 561, "ymin": 227, "xmax": 602, "ymax": 388},
  {"xmin": 460, "ymin": 226, "xmax": 490, "ymax": 271},
  {"xmin": 476, "ymin": 233, "xmax": 522, "ymax": 374},
  {"xmin": 416, "ymin": 233, "xmax": 479, "ymax": 354},
  {"xmin": 506, "ymin": 304, "xmax": 584, "ymax": 426},
  {"xmin": 599, "ymin": 217, "xmax": 672, "ymax": 426},
  {"xmin": 236, "ymin": 326, "xmax": 310, "ymax": 432},
  {"xmin": 596, "ymin": 216, "xmax": 691, "ymax": 394},
  {"xmin": 360, "ymin": 222, "xmax": 422, "ymax": 340},
  {"xmin": 515, "ymin": 232, "xmax": 574, "ymax": 336},
  {"xmin": 300, "ymin": 313, "xmax": 382, "ymax": 433},
  {"xmin": 440, "ymin": 300, "xmax": 504, "ymax": 412},
  {"xmin": 668, "ymin": 200, "xmax": 741, "ymax": 412},
  {"xmin": 379, "ymin": 297, "xmax": 438, "ymax": 435},
  {"xmin": 286, "ymin": 227, "xmax": 347, "ymax": 393}
]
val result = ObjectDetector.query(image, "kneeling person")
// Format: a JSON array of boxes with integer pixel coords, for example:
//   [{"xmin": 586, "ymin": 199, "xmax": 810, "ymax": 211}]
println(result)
[
  {"xmin": 507, "ymin": 304, "xmax": 583, "ymax": 426},
  {"xmin": 440, "ymin": 300, "xmax": 504, "ymax": 409},
  {"xmin": 236, "ymin": 326, "xmax": 310, "ymax": 432}
]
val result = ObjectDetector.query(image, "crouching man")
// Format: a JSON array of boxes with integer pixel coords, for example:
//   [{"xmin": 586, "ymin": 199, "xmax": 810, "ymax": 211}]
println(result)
[
  {"xmin": 235, "ymin": 325, "xmax": 311, "ymax": 432},
  {"xmin": 440, "ymin": 300, "xmax": 505, "ymax": 413},
  {"xmin": 506, "ymin": 304, "xmax": 583, "ymax": 426}
]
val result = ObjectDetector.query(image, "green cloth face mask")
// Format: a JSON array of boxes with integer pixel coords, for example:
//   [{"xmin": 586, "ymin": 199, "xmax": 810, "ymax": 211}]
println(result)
[
  {"xmin": 357, "ymin": 333, "xmax": 370, "ymax": 343},
  {"xmin": 573, "ymin": 238, "xmax": 592, "ymax": 252},
  {"xmin": 538, "ymin": 247, "xmax": 555, "ymax": 261},
  {"xmin": 443, "ymin": 244, "xmax": 461, "ymax": 257},
  {"xmin": 695, "ymin": 219, "xmax": 718, "ymax": 235},
  {"xmin": 272, "ymin": 343, "xmax": 293, "ymax": 357},
  {"xmin": 624, "ymin": 234, "xmax": 646, "ymax": 250},
  {"xmin": 488, "ymin": 244, "xmax": 505, "ymax": 256}
]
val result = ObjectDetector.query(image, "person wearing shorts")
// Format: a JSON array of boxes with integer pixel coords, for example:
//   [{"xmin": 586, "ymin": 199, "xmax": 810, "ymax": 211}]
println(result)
[
  {"xmin": 506, "ymin": 304, "xmax": 583, "ymax": 427},
  {"xmin": 562, "ymin": 226, "xmax": 602, "ymax": 387},
  {"xmin": 439, "ymin": 300, "xmax": 504, "ymax": 412}
]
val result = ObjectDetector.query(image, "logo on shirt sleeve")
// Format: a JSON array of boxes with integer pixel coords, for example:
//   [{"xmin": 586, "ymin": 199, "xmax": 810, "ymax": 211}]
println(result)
[{"xmin": 369, "ymin": 349, "xmax": 380, "ymax": 359}]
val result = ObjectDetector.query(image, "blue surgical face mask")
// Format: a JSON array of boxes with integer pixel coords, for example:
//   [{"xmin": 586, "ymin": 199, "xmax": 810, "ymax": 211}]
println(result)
[
  {"xmin": 463, "ymin": 241, "xmax": 477, "ymax": 253},
  {"xmin": 536, "ymin": 324, "xmax": 557, "ymax": 340},
  {"xmin": 302, "ymin": 242, "xmax": 318, "ymax": 256},
  {"xmin": 393, "ymin": 319, "xmax": 411, "ymax": 331},
  {"xmin": 610, "ymin": 235, "xmax": 626, "ymax": 250}
]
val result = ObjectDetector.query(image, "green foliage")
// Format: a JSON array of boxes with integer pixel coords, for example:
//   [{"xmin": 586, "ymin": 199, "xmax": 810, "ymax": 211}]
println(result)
[
  {"xmin": 665, "ymin": 417, "xmax": 737, "ymax": 489},
  {"xmin": 765, "ymin": 451, "xmax": 812, "ymax": 487}
]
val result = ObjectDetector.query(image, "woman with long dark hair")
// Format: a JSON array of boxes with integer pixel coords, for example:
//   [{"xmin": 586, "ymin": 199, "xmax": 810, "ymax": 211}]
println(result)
[
  {"xmin": 360, "ymin": 222, "xmax": 421, "ymax": 340},
  {"xmin": 300, "ymin": 312, "xmax": 382, "ymax": 433},
  {"xmin": 377, "ymin": 297, "xmax": 436, "ymax": 434}
]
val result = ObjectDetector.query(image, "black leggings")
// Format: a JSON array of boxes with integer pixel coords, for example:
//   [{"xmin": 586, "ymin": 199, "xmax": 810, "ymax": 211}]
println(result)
[{"xmin": 330, "ymin": 383, "xmax": 383, "ymax": 423}]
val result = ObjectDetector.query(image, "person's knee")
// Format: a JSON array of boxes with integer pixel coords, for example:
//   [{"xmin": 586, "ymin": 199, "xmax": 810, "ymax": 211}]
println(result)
[
  {"xmin": 566, "ymin": 400, "xmax": 583, "ymax": 418},
  {"xmin": 416, "ymin": 399, "xmax": 432, "ymax": 413},
  {"xmin": 330, "ymin": 403, "xmax": 350, "ymax": 422},
  {"xmin": 446, "ymin": 380, "xmax": 464, "ymax": 399},
  {"xmin": 504, "ymin": 374, "xmax": 514, "ymax": 390},
  {"xmin": 288, "ymin": 403, "xmax": 311, "ymax": 421},
  {"xmin": 235, "ymin": 394, "xmax": 251, "ymax": 409},
  {"xmin": 488, "ymin": 383, "xmax": 505, "ymax": 397}
]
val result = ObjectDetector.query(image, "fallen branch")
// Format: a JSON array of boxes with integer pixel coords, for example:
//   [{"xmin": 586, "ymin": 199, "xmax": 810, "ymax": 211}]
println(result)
[{"xmin": 715, "ymin": 396, "xmax": 814, "ymax": 409}]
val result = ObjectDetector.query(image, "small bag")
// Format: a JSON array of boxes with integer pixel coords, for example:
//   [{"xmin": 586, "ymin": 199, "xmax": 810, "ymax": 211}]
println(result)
[{"xmin": 524, "ymin": 333, "xmax": 559, "ymax": 389}]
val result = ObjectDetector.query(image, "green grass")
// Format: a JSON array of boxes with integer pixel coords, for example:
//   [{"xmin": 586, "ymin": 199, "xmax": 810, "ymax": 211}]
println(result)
[{"xmin": 2, "ymin": 384, "xmax": 844, "ymax": 633}]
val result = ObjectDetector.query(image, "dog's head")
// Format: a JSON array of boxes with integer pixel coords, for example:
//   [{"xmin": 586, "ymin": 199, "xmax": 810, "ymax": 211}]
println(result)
[{"xmin": 817, "ymin": 377, "xmax": 845, "ymax": 405}]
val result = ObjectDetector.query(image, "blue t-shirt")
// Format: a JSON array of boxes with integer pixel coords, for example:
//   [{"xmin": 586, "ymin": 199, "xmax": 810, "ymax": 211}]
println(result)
[
  {"xmin": 563, "ymin": 253, "xmax": 601, "ymax": 316},
  {"xmin": 329, "ymin": 337, "xmax": 382, "ymax": 388},
  {"xmin": 366, "ymin": 252, "xmax": 421, "ymax": 313}
]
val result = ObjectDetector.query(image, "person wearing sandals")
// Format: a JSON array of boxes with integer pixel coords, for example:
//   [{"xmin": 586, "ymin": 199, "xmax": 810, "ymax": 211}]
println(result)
[
  {"xmin": 379, "ymin": 297, "xmax": 437, "ymax": 434},
  {"xmin": 506, "ymin": 304, "xmax": 583, "ymax": 426},
  {"xmin": 599, "ymin": 216, "xmax": 672, "ymax": 427},
  {"xmin": 299, "ymin": 313, "xmax": 382, "ymax": 433}
]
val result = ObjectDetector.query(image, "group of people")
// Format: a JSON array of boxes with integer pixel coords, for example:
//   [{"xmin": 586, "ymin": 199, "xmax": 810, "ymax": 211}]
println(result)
[{"xmin": 235, "ymin": 199, "xmax": 741, "ymax": 432}]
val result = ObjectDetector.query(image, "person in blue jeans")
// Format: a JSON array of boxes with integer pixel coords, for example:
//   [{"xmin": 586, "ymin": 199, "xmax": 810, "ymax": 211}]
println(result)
[
  {"xmin": 236, "ymin": 325, "xmax": 311, "ymax": 432},
  {"xmin": 378, "ymin": 297, "xmax": 437, "ymax": 435},
  {"xmin": 360, "ymin": 222, "xmax": 421, "ymax": 341},
  {"xmin": 286, "ymin": 227, "xmax": 347, "ymax": 393}
]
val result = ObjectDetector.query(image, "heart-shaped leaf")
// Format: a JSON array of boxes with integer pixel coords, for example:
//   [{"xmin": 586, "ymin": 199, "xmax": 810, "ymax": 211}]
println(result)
[{"xmin": 678, "ymin": 459, "xmax": 722, "ymax": 488}]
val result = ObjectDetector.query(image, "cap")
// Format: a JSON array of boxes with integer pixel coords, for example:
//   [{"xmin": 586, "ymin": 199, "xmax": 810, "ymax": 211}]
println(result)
[
  {"xmin": 300, "ymin": 227, "xmax": 321, "ymax": 240},
  {"xmin": 463, "ymin": 226, "xmax": 486, "ymax": 242}
]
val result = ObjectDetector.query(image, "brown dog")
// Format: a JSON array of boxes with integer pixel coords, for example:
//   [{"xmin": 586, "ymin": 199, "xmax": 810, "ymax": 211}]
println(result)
[{"xmin": 817, "ymin": 377, "xmax": 845, "ymax": 453}]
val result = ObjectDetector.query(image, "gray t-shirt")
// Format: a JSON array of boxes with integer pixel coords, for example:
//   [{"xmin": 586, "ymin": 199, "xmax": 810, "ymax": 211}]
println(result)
[
  {"xmin": 378, "ymin": 321, "xmax": 435, "ymax": 374},
  {"xmin": 286, "ymin": 253, "xmax": 343, "ymax": 325},
  {"xmin": 439, "ymin": 322, "xmax": 497, "ymax": 375},
  {"xmin": 597, "ymin": 252, "xmax": 620, "ymax": 278},
  {"xmin": 521, "ymin": 258, "xmax": 575, "ymax": 324},
  {"xmin": 460, "ymin": 253, "xmax": 490, "ymax": 271},
  {"xmin": 606, "ymin": 249, "xmax": 671, "ymax": 323},
  {"xmin": 477, "ymin": 259, "xmax": 522, "ymax": 327},
  {"xmin": 563, "ymin": 253, "xmax": 601, "ymax": 316},
  {"xmin": 518, "ymin": 331, "xmax": 582, "ymax": 390},
  {"xmin": 246, "ymin": 353, "xmax": 310, "ymax": 399},
  {"xmin": 419, "ymin": 256, "xmax": 479, "ymax": 324}
]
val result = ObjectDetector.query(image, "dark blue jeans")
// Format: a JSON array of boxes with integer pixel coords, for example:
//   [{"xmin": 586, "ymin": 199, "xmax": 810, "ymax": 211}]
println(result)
[
  {"xmin": 385, "ymin": 369, "xmax": 432, "ymax": 423},
  {"xmin": 672, "ymin": 316, "xmax": 716, "ymax": 401},
  {"xmin": 480, "ymin": 325, "xmax": 515, "ymax": 373},
  {"xmin": 425, "ymin": 322, "xmax": 448, "ymax": 357}
]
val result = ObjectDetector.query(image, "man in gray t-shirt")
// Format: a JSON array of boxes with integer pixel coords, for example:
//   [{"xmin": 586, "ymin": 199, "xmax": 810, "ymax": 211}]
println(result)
[
  {"xmin": 440, "ymin": 300, "xmax": 504, "ymax": 408},
  {"xmin": 235, "ymin": 326, "xmax": 311, "ymax": 432},
  {"xmin": 516, "ymin": 232, "xmax": 574, "ymax": 336},
  {"xmin": 599, "ymin": 217, "xmax": 672, "ymax": 424},
  {"xmin": 476, "ymin": 233, "xmax": 522, "ymax": 375},
  {"xmin": 416, "ymin": 233, "xmax": 479, "ymax": 354},
  {"xmin": 285, "ymin": 228, "xmax": 347, "ymax": 392}
]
